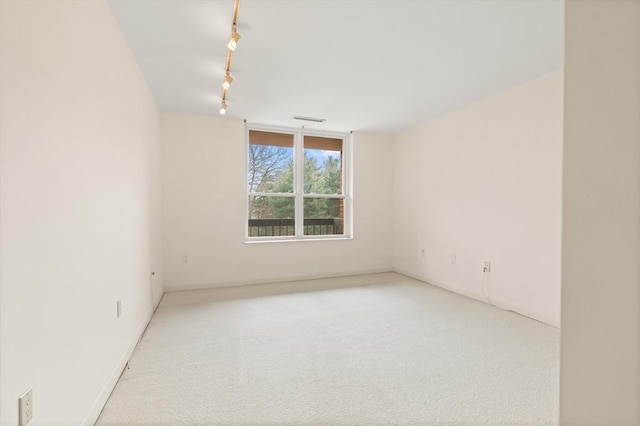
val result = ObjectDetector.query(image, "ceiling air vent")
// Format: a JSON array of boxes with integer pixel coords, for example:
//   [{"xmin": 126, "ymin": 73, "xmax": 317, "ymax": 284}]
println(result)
[{"xmin": 293, "ymin": 116, "xmax": 326, "ymax": 123}]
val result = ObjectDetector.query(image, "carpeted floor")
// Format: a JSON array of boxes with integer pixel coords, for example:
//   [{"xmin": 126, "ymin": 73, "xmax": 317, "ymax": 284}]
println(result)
[{"xmin": 96, "ymin": 272, "xmax": 559, "ymax": 426}]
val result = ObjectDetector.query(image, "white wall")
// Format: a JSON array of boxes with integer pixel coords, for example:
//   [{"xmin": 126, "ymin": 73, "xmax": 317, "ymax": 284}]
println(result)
[
  {"xmin": 0, "ymin": 1, "xmax": 162, "ymax": 425},
  {"xmin": 561, "ymin": 1, "xmax": 640, "ymax": 424},
  {"xmin": 161, "ymin": 113, "xmax": 393, "ymax": 290},
  {"xmin": 393, "ymin": 71, "xmax": 563, "ymax": 326}
]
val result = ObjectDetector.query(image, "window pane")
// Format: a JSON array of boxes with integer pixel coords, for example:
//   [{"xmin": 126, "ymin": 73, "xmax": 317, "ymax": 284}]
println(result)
[
  {"xmin": 248, "ymin": 196, "xmax": 295, "ymax": 237},
  {"xmin": 248, "ymin": 130, "xmax": 294, "ymax": 193},
  {"xmin": 303, "ymin": 198, "xmax": 344, "ymax": 236},
  {"xmin": 303, "ymin": 135, "xmax": 342, "ymax": 195}
]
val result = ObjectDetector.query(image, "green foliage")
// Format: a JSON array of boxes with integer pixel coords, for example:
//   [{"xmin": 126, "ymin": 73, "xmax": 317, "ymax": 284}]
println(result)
[
  {"xmin": 248, "ymin": 149, "xmax": 343, "ymax": 220},
  {"xmin": 322, "ymin": 156, "xmax": 341, "ymax": 194}
]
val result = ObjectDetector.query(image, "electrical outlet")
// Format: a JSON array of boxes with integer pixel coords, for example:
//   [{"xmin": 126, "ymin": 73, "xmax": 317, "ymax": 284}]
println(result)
[
  {"xmin": 483, "ymin": 261, "xmax": 491, "ymax": 272},
  {"xmin": 421, "ymin": 249, "xmax": 426, "ymax": 258},
  {"xmin": 451, "ymin": 255, "xmax": 457, "ymax": 264},
  {"xmin": 117, "ymin": 300, "xmax": 122, "ymax": 318},
  {"xmin": 182, "ymin": 254, "xmax": 188, "ymax": 263},
  {"xmin": 19, "ymin": 388, "xmax": 33, "ymax": 426}
]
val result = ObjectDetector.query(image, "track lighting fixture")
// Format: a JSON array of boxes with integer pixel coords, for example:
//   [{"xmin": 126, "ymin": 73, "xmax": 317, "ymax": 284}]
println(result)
[
  {"xmin": 227, "ymin": 26, "xmax": 241, "ymax": 51},
  {"xmin": 218, "ymin": 0, "xmax": 240, "ymax": 115},
  {"xmin": 222, "ymin": 73, "xmax": 234, "ymax": 90}
]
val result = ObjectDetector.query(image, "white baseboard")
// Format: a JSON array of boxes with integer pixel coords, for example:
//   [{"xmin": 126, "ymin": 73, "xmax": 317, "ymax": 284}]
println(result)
[
  {"xmin": 394, "ymin": 268, "xmax": 559, "ymax": 328},
  {"xmin": 153, "ymin": 289, "xmax": 164, "ymax": 312},
  {"xmin": 164, "ymin": 267, "xmax": 395, "ymax": 292},
  {"xmin": 490, "ymin": 296, "xmax": 559, "ymax": 328},
  {"xmin": 81, "ymin": 287, "xmax": 165, "ymax": 426}
]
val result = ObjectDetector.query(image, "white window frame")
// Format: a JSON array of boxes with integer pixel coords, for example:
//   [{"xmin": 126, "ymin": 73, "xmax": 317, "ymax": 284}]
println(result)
[{"xmin": 244, "ymin": 123, "xmax": 352, "ymax": 242}]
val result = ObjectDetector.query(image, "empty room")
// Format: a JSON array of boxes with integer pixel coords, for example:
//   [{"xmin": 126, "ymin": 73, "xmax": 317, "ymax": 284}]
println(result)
[{"xmin": 1, "ymin": 1, "xmax": 638, "ymax": 425}]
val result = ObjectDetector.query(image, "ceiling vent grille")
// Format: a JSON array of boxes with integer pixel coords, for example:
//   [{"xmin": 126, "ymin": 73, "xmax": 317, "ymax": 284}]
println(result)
[{"xmin": 293, "ymin": 116, "xmax": 326, "ymax": 123}]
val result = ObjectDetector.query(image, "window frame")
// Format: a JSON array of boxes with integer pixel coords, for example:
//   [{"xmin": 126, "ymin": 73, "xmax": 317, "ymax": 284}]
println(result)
[{"xmin": 244, "ymin": 123, "xmax": 352, "ymax": 242}]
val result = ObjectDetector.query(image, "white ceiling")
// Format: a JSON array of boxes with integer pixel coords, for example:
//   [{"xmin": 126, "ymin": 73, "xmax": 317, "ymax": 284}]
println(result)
[{"xmin": 108, "ymin": 0, "xmax": 564, "ymax": 134}]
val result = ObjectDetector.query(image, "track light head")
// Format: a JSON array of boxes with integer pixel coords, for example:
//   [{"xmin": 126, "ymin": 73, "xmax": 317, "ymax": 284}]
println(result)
[
  {"xmin": 219, "ymin": 100, "xmax": 227, "ymax": 115},
  {"xmin": 222, "ymin": 73, "xmax": 234, "ymax": 90},
  {"xmin": 227, "ymin": 26, "xmax": 241, "ymax": 51}
]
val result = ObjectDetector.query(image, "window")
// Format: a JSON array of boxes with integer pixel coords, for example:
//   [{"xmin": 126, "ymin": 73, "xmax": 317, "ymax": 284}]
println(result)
[{"xmin": 246, "ymin": 124, "xmax": 351, "ymax": 240}]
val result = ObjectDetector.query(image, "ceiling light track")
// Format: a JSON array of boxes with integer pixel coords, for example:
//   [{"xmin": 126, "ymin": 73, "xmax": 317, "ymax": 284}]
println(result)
[{"xmin": 220, "ymin": 0, "xmax": 241, "ymax": 115}]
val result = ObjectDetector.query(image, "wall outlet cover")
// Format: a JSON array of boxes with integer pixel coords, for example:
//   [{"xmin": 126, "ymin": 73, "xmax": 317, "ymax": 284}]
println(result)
[{"xmin": 19, "ymin": 388, "xmax": 33, "ymax": 426}]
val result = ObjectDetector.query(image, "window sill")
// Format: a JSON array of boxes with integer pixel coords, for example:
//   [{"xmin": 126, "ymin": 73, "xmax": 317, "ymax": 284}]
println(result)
[{"xmin": 244, "ymin": 236, "xmax": 353, "ymax": 244}]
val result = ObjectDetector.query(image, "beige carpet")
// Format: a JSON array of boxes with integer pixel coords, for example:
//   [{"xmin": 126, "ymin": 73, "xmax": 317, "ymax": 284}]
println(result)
[{"xmin": 96, "ymin": 272, "xmax": 559, "ymax": 425}]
